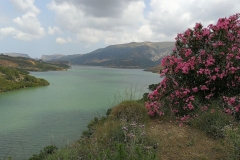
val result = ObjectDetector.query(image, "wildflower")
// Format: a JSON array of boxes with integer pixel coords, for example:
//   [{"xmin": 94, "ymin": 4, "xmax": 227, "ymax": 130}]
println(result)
[
  {"xmin": 138, "ymin": 124, "xmax": 145, "ymax": 128},
  {"xmin": 141, "ymin": 132, "xmax": 146, "ymax": 136},
  {"xmin": 122, "ymin": 127, "xmax": 128, "ymax": 131},
  {"xmin": 144, "ymin": 146, "xmax": 152, "ymax": 149},
  {"xmin": 130, "ymin": 122, "xmax": 137, "ymax": 127},
  {"xmin": 128, "ymin": 133, "xmax": 135, "ymax": 138},
  {"xmin": 228, "ymin": 97, "xmax": 236, "ymax": 105}
]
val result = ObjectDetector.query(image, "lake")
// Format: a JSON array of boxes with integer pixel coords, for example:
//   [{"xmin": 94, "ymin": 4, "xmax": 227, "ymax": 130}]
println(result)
[{"xmin": 0, "ymin": 66, "xmax": 161, "ymax": 159}]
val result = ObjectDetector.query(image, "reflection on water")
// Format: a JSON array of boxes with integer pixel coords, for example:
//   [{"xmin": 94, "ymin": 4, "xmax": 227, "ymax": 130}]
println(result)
[{"xmin": 0, "ymin": 66, "xmax": 161, "ymax": 159}]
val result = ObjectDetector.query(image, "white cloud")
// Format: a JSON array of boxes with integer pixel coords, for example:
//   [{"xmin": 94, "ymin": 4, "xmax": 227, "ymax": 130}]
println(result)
[
  {"xmin": 10, "ymin": 0, "xmax": 40, "ymax": 14},
  {"xmin": 2, "ymin": 0, "xmax": 240, "ymax": 47},
  {"xmin": 56, "ymin": 37, "xmax": 72, "ymax": 44},
  {"xmin": 147, "ymin": 0, "xmax": 240, "ymax": 41},
  {"xmin": 0, "ymin": 27, "xmax": 18, "ymax": 39},
  {"xmin": 0, "ymin": 0, "xmax": 46, "ymax": 41},
  {"xmin": 56, "ymin": 37, "xmax": 67, "ymax": 44},
  {"xmin": 137, "ymin": 25, "xmax": 153, "ymax": 41},
  {"xmin": 12, "ymin": 12, "xmax": 45, "ymax": 40},
  {"xmin": 48, "ymin": 26, "xmax": 62, "ymax": 35},
  {"xmin": 49, "ymin": 0, "xmax": 239, "ymax": 45},
  {"xmin": 48, "ymin": 0, "xmax": 147, "ymax": 44}
]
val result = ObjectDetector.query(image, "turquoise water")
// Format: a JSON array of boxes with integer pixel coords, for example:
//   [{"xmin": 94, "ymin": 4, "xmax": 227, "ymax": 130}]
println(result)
[{"xmin": 0, "ymin": 66, "xmax": 161, "ymax": 159}]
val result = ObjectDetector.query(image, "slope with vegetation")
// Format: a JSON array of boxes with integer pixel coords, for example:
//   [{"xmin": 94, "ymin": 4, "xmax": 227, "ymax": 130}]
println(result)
[
  {"xmin": 30, "ymin": 99, "xmax": 239, "ymax": 160},
  {"xmin": 0, "ymin": 54, "xmax": 70, "ymax": 71},
  {"xmin": 0, "ymin": 66, "xmax": 49, "ymax": 92},
  {"xmin": 0, "ymin": 54, "xmax": 70, "ymax": 92}
]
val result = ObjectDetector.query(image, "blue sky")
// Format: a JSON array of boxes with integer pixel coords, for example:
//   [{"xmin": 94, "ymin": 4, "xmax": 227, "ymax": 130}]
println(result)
[{"xmin": 0, "ymin": 0, "xmax": 239, "ymax": 58}]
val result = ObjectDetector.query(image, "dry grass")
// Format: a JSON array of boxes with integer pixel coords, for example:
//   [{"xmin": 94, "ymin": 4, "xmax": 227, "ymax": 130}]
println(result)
[
  {"xmin": 147, "ymin": 120, "xmax": 229, "ymax": 160},
  {"xmin": 85, "ymin": 101, "xmax": 230, "ymax": 160},
  {"xmin": 45, "ymin": 101, "xmax": 235, "ymax": 160},
  {"xmin": 109, "ymin": 100, "xmax": 149, "ymax": 123}
]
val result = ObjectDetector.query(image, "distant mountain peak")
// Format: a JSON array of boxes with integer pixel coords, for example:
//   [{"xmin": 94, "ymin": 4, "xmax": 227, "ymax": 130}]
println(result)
[{"xmin": 42, "ymin": 41, "xmax": 175, "ymax": 68}]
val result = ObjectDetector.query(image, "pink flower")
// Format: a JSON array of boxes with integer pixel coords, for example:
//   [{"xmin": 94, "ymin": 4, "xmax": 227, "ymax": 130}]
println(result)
[
  {"xmin": 192, "ymin": 87, "xmax": 198, "ymax": 92},
  {"xmin": 202, "ymin": 28, "xmax": 210, "ymax": 36},
  {"xmin": 236, "ymin": 56, "xmax": 240, "ymax": 59},
  {"xmin": 214, "ymin": 67, "xmax": 220, "ymax": 72},
  {"xmin": 182, "ymin": 66, "xmax": 189, "ymax": 74},
  {"xmin": 211, "ymin": 75, "xmax": 217, "ymax": 81},
  {"xmin": 194, "ymin": 23, "xmax": 202, "ymax": 30},
  {"xmin": 185, "ymin": 49, "xmax": 192, "ymax": 57},
  {"xmin": 187, "ymin": 103, "xmax": 194, "ymax": 110},
  {"xmin": 189, "ymin": 96, "xmax": 194, "ymax": 101},
  {"xmin": 204, "ymin": 69, "xmax": 211, "ymax": 75},
  {"xmin": 197, "ymin": 69, "xmax": 204, "ymax": 74},
  {"xmin": 200, "ymin": 85, "xmax": 209, "ymax": 90},
  {"xmin": 205, "ymin": 93, "xmax": 213, "ymax": 99},
  {"xmin": 228, "ymin": 97, "xmax": 236, "ymax": 105},
  {"xmin": 235, "ymin": 105, "xmax": 240, "ymax": 112},
  {"xmin": 224, "ymin": 108, "xmax": 231, "ymax": 114},
  {"xmin": 200, "ymin": 50, "xmax": 206, "ymax": 55},
  {"xmin": 153, "ymin": 90, "xmax": 159, "ymax": 96}
]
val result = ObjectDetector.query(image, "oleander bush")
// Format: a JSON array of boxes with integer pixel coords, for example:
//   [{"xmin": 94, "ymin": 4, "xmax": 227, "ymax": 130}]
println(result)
[{"xmin": 146, "ymin": 13, "xmax": 240, "ymax": 122}]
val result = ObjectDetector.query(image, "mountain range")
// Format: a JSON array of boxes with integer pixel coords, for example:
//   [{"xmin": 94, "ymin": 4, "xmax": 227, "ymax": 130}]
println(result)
[
  {"xmin": 42, "ymin": 42, "xmax": 175, "ymax": 68},
  {"xmin": 2, "ymin": 53, "xmax": 31, "ymax": 58}
]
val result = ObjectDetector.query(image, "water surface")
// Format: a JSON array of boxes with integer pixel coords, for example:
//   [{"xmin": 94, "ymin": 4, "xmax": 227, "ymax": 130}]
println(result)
[{"xmin": 0, "ymin": 66, "xmax": 161, "ymax": 159}]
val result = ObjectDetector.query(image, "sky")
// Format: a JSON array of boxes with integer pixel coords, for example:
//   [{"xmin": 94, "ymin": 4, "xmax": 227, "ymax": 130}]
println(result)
[{"xmin": 0, "ymin": 0, "xmax": 239, "ymax": 58}]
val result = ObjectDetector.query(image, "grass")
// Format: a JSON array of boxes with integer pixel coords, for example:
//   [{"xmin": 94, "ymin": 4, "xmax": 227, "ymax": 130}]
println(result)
[{"xmin": 29, "ymin": 99, "xmax": 240, "ymax": 160}]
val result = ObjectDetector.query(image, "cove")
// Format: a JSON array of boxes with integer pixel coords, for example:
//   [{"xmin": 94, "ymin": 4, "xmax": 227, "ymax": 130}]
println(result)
[{"xmin": 0, "ymin": 66, "xmax": 161, "ymax": 159}]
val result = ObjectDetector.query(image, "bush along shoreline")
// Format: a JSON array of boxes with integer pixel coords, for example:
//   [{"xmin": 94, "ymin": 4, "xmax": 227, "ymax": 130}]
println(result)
[
  {"xmin": 29, "ymin": 13, "xmax": 240, "ymax": 159},
  {"xmin": 0, "ymin": 66, "xmax": 49, "ymax": 93}
]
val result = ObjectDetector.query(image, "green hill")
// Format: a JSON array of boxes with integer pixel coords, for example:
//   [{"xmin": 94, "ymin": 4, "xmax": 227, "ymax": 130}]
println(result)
[
  {"xmin": 0, "ymin": 66, "xmax": 49, "ymax": 92},
  {"xmin": 0, "ymin": 54, "xmax": 70, "ymax": 92}
]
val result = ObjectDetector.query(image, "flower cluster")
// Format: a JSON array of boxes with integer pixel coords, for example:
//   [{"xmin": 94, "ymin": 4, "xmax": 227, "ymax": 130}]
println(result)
[
  {"xmin": 146, "ymin": 13, "xmax": 240, "ymax": 120},
  {"xmin": 121, "ymin": 122, "xmax": 146, "ymax": 143}
]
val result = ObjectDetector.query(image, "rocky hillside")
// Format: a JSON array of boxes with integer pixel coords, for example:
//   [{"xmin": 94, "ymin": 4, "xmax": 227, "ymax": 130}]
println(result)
[
  {"xmin": 41, "ymin": 54, "xmax": 66, "ymax": 61},
  {"xmin": 44, "ymin": 42, "xmax": 175, "ymax": 68}
]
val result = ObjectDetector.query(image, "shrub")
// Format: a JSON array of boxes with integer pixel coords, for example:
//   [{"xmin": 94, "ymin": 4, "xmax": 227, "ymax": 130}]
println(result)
[
  {"xmin": 81, "ymin": 116, "xmax": 106, "ymax": 138},
  {"xmin": 29, "ymin": 145, "xmax": 58, "ymax": 160},
  {"xmin": 87, "ymin": 142, "xmax": 157, "ymax": 160},
  {"xmin": 110, "ymin": 101, "xmax": 149, "ymax": 123},
  {"xmin": 146, "ymin": 13, "xmax": 240, "ymax": 121},
  {"xmin": 190, "ymin": 108, "xmax": 234, "ymax": 139},
  {"xmin": 224, "ymin": 124, "xmax": 240, "ymax": 160}
]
